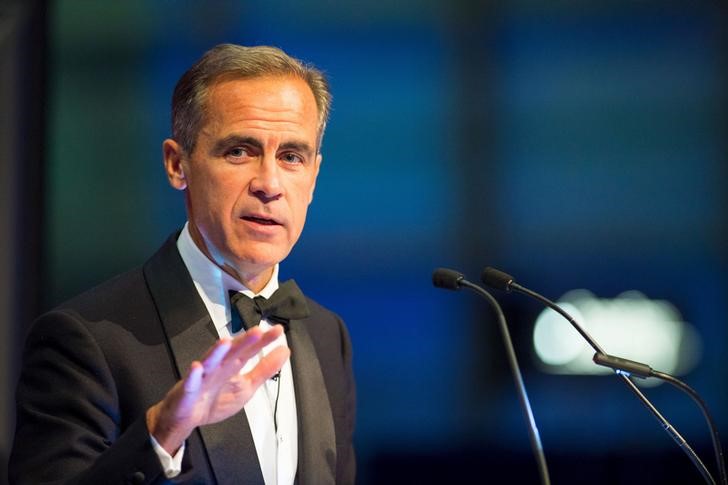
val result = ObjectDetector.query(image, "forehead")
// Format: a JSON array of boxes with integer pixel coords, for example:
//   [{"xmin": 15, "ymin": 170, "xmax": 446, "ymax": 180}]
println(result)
[{"xmin": 201, "ymin": 75, "xmax": 319, "ymax": 142}]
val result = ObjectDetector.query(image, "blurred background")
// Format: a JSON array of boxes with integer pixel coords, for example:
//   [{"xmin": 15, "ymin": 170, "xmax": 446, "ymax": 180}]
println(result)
[{"xmin": 2, "ymin": 0, "xmax": 727, "ymax": 483}]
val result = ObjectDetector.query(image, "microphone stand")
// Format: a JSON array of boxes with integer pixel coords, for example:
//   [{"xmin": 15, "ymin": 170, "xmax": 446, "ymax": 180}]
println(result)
[
  {"xmin": 433, "ymin": 269, "xmax": 551, "ymax": 485},
  {"xmin": 482, "ymin": 267, "xmax": 723, "ymax": 485},
  {"xmin": 594, "ymin": 352, "xmax": 727, "ymax": 485}
]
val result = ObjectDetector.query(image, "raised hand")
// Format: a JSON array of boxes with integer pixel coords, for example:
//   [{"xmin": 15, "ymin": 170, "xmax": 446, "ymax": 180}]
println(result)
[{"xmin": 146, "ymin": 325, "xmax": 290, "ymax": 454}]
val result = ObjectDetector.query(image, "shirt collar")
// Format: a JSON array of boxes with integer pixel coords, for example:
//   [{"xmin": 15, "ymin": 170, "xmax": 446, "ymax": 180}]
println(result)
[{"xmin": 177, "ymin": 222, "xmax": 280, "ymax": 332}]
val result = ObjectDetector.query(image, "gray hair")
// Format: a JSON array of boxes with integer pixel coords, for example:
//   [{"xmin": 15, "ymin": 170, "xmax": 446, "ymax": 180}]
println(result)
[{"xmin": 171, "ymin": 44, "xmax": 332, "ymax": 154}]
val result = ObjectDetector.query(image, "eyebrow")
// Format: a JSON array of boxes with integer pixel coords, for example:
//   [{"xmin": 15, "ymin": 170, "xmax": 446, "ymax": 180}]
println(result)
[
  {"xmin": 210, "ymin": 135, "xmax": 262, "ymax": 155},
  {"xmin": 279, "ymin": 141, "xmax": 315, "ymax": 156},
  {"xmin": 210, "ymin": 135, "xmax": 315, "ymax": 157}
]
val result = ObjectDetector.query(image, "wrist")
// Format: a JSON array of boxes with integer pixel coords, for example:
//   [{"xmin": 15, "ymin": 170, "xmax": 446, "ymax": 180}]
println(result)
[{"xmin": 146, "ymin": 403, "xmax": 189, "ymax": 455}]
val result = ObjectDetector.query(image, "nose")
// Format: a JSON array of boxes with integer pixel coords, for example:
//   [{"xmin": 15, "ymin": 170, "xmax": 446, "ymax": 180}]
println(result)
[{"xmin": 249, "ymin": 156, "xmax": 283, "ymax": 202}]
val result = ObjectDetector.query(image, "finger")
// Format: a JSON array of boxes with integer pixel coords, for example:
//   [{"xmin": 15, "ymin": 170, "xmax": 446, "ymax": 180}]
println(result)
[
  {"xmin": 244, "ymin": 345, "xmax": 291, "ymax": 389},
  {"xmin": 200, "ymin": 339, "xmax": 232, "ymax": 372},
  {"xmin": 225, "ymin": 325, "xmax": 283, "ymax": 364},
  {"xmin": 244, "ymin": 324, "xmax": 283, "ymax": 350},
  {"xmin": 183, "ymin": 361, "xmax": 204, "ymax": 393},
  {"xmin": 203, "ymin": 326, "xmax": 285, "ymax": 387},
  {"xmin": 260, "ymin": 324, "xmax": 284, "ymax": 344}
]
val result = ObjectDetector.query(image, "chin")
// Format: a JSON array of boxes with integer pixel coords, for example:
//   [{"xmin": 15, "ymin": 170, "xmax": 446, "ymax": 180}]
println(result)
[{"xmin": 230, "ymin": 249, "xmax": 286, "ymax": 271}]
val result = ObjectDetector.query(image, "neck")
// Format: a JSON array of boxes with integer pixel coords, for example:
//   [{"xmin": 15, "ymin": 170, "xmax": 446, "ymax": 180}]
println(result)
[
  {"xmin": 223, "ymin": 263, "xmax": 274, "ymax": 294},
  {"xmin": 186, "ymin": 223, "xmax": 275, "ymax": 294}
]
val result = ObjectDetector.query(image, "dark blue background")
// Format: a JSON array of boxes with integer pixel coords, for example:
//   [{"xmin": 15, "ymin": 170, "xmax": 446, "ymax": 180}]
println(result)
[{"xmin": 41, "ymin": 1, "xmax": 727, "ymax": 483}]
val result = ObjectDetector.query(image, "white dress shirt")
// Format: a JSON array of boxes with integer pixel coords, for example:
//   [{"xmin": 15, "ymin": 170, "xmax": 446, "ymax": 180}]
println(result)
[{"xmin": 151, "ymin": 223, "xmax": 298, "ymax": 484}]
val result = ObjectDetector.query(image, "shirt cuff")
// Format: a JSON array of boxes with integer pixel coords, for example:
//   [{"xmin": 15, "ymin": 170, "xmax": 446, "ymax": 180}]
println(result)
[{"xmin": 149, "ymin": 434, "xmax": 185, "ymax": 478}]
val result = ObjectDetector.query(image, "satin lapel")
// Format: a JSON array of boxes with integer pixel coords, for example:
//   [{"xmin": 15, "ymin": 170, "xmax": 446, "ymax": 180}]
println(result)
[
  {"xmin": 143, "ymin": 234, "xmax": 264, "ymax": 485},
  {"xmin": 288, "ymin": 319, "xmax": 336, "ymax": 485}
]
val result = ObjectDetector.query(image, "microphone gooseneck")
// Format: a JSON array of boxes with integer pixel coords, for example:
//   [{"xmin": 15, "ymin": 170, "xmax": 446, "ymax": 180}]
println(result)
[
  {"xmin": 482, "ymin": 267, "xmax": 606, "ymax": 353},
  {"xmin": 432, "ymin": 268, "xmax": 551, "ymax": 485},
  {"xmin": 481, "ymin": 267, "xmax": 724, "ymax": 485},
  {"xmin": 593, "ymin": 353, "xmax": 727, "ymax": 485}
]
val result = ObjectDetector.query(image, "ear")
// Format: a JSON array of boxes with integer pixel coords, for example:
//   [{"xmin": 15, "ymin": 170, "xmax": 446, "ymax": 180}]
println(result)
[
  {"xmin": 163, "ymin": 139, "xmax": 187, "ymax": 190},
  {"xmin": 308, "ymin": 153, "xmax": 322, "ymax": 204}
]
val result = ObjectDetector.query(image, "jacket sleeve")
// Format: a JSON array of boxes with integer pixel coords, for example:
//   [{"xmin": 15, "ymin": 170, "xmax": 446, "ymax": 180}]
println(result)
[
  {"xmin": 9, "ymin": 310, "xmax": 168, "ymax": 485},
  {"xmin": 336, "ymin": 315, "xmax": 357, "ymax": 485}
]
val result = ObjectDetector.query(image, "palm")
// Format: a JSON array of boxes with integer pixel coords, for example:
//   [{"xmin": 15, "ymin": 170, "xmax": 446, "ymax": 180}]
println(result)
[{"xmin": 148, "ymin": 325, "xmax": 289, "ymax": 454}]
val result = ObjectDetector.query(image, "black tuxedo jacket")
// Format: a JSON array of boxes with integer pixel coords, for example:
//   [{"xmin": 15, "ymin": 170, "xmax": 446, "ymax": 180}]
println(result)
[{"xmin": 10, "ymin": 235, "xmax": 356, "ymax": 485}]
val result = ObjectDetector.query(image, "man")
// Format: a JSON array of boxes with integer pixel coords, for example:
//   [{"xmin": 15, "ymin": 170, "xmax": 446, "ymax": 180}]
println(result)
[{"xmin": 9, "ymin": 44, "xmax": 356, "ymax": 485}]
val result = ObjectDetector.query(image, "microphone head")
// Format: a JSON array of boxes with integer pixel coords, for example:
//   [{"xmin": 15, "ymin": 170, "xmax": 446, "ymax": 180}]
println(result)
[
  {"xmin": 481, "ymin": 266, "xmax": 515, "ymax": 291},
  {"xmin": 432, "ymin": 268, "xmax": 464, "ymax": 290}
]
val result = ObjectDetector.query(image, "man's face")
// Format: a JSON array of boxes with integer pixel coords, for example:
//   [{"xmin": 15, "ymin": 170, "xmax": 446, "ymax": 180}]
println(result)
[{"xmin": 164, "ymin": 75, "xmax": 322, "ymax": 289}]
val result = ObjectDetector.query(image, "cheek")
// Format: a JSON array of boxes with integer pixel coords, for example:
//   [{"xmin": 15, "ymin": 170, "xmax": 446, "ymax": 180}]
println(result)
[
  {"xmin": 190, "ymin": 174, "xmax": 241, "ymax": 223},
  {"xmin": 289, "ymin": 194, "xmax": 313, "ymax": 237},
  {"xmin": 296, "ymin": 175, "xmax": 318, "ymax": 206},
  {"xmin": 195, "ymin": 186, "xmax": 224, "ymax": 216}
]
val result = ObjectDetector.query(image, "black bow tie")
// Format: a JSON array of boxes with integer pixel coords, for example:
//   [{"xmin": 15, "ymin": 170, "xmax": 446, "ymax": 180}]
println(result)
[{"xmin": 229, "ymin": 279, "xmax": 311, "ymax": 333}]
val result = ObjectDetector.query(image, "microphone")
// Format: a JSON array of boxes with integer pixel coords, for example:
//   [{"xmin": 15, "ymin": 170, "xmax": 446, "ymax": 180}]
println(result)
[
  {"xmin": 432, "ymin": 268, "xmax": 551, "ymax": 485},
  {"xmin": 432, "ymin": 267, "xmax": 464, "ymax": 290},
  {"xmin": 480, "ymin": 266, "xmax": 514, "ymax": 291},
  {"xmin": 481, "ymin": 267, "xmax": 725, "ymax": 485}
]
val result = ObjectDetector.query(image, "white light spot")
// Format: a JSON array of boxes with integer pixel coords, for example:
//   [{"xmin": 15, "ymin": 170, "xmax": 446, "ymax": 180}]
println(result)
[
  {"xmin": 533, "ymin": 303, "xmax": 585, "ymax": 366},
  {"xmin": 532, "ymin": 290, "xmax": 702, "ymax": 384}
]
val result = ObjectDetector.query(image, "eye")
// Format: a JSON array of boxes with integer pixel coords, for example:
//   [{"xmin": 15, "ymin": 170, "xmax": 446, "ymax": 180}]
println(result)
[
  {"xmin": 280, "ymin": 152, "xmax": 304, "ymax": 165},
  {"xmin": 225, "ymin": 146, "xmax": 251, "ymax": 163}
]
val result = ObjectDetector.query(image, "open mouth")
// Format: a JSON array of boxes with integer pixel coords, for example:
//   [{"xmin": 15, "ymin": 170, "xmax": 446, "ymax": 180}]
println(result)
[{"xmin": 241, "ymin": 215, "xmax": 280, "ymax": 226}]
